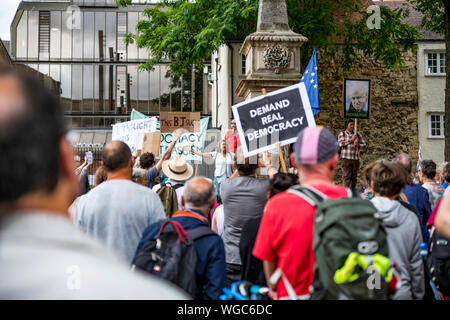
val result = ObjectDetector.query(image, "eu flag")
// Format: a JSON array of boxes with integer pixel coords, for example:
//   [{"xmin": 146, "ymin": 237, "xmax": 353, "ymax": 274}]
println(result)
[{"xmin": 300, "ymin": 48, "xmax": 320, "ymax": 116}]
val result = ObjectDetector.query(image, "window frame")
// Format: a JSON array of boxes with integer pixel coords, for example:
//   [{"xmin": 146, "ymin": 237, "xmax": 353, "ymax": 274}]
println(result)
[
  {"xmin": 425, "ymin": 51, "xmax": 446, "ymax": 76},
  {"xmin": 428, "ymin": 113, "xmax": 445, "ymax": 139}
]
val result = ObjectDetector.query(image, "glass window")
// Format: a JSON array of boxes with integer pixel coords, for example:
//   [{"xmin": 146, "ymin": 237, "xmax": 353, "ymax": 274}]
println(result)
[
  {"xmin": 105, "ymin": 64, "xmax": 115, "ymax": 112},
  {"xmin": 117, "ymin": 13, "xmax": 127, "ymax": 60},
  {"xmin": 50, "ymin": 11, "xmax": 61, "ymax": 59},
  {"xmin": 149, "ymin": 66, "xmax": 160, "ymax": 112},
  {"xmin": 129, "ymin": 65, "xmax": 138, "ymax": 111},
  {"xmin": 106, "ymin": 12, "xmax": 116, "ymax": 58},
  {"xmin": 83, "ymin": 65, "xmax": 94, "ymax": 112},
  {"xmin": 171, "ymin": 77, "xmax": 181, "ymax": 112},
  {"xmin": 94, "ymin": 65, "xmax": 105, "ymax": 112},
  {"xmin": 127, "ymin": 12, "xmax": 139, "ymax": 60},
  {"xmin": 116, "ymin": 65, "xmax": 127, "ymax": 109},
  {"xmin": 50, "ymin": 64, "xmax": 60, "ymax": 82},
  {"xmin": 241, "ymin": 55, "xmax": 246, "ymax": 75},
  {"xmin": 427, "ymin": 52, "xmax": 446, "ymax": 75},
  {"xmin": 440, "ymin": 53, "xmax": 446, "ymax": 74},
  {"xmin": 138, "ymin": 12, "xmax": 149, "ymax": 61},
  {"xmin": 138, "ymin": 69, "xmax": 149, "ymax": 112},
  {"xmin": 83, "ymin": 12, "xmax": 95, "ymax": 59},
  {"xmin": 61, "ymin": 64, "xmax": 72, "ymax": 112},
  {"xmin": 39, "ymin": 11, "xmax": 50, "ymax": 60},
  {"xmin": 61, "ymin": 11, "xmax": 72, "ymax": 59},
  {"xmin": 28, "ymin": 11, "xmax": 39, "ymax": 59},
  {"xmin": 16, "ymin": 11, "xmax": 28, "ymax": 59},
  {"xmin": 72, "ymin": 65, "xmax": 82, "ymax": 111},
  {"xmin": 160, "ymin": 65, "xmax": 171, "ymax": 111},
  {"xmin": 429, "ymin": 114, "xmax": 445, "ymax": 138},
  {"xmin": 95, "ymin": 12, "xmax": 106, "ymax": 60},
  {"xmin": 39, "ymin": 64, "xmax": 50, "ymax": 76},
  {"xmin": 72, "ymin": 11, "xmax": 83, "ymax": 59}
]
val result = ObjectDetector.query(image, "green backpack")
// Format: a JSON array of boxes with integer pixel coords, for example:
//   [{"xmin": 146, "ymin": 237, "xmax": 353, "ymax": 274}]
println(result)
[
  {"xmin": 156, "ymin": 183, "xmax": 183, "ymax": 218},
  {"xmin": 288, "ymin": 185, "xmax": 397, "ymax": 300}
]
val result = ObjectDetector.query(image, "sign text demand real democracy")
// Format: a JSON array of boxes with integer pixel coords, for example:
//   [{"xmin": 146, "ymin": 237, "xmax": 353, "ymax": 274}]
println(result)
[
  {"xmin": 232, "ymin": 83, "xmax": 315, "ymax": 157},
  {"xmin": 247, "ymin": 98, "xmax": 304, "ymax": 142}
]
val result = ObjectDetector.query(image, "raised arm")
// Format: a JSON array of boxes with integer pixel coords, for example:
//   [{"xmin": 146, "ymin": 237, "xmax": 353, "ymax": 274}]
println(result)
[
  {"xmin": 190, "ymin": 147, "xmax": 214, "ymax": 159},
  {"xmin": 154, "ymin": 129, "xmax": 184, "ymax": 173}
]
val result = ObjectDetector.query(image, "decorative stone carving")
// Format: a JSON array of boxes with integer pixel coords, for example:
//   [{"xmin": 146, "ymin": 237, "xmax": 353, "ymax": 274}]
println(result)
[{"xmin": 263, "ymin": 45, "xmax": 291, "ymax": 73}]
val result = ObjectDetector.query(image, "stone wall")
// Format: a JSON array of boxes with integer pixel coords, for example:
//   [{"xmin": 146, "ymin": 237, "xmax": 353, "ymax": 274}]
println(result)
[{"xmin": 315, "ymin": 48, "xmax": 419, "ymax": 187}]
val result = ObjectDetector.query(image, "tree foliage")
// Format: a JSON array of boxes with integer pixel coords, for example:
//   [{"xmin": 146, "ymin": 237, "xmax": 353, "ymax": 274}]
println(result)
[
  {"xmin": 117, "ymin": 0, "xmax": 421, "ymax": 78},
  {"xmin": 408, "ymin": 0, "xmax": 446, "ymax": 35}
]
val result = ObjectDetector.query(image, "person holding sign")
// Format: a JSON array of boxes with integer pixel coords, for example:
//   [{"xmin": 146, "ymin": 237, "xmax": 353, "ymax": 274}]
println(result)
[
  {"xmin": 338, "ymin": 119, "xmax": 367, "ymax": 189},
  {"xmin": 190, "ymin": 140, "xmax": 234, "ymax": 202}
]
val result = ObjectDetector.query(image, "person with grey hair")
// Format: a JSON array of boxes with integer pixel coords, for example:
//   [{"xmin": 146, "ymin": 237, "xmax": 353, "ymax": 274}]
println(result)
[
  {"xmin": 132, "ymin": 168, "xmax": 148, "ymax": 186},
  {"xmin": 134, "ymin": 177, "xmax": 227, "ymax": 300}
]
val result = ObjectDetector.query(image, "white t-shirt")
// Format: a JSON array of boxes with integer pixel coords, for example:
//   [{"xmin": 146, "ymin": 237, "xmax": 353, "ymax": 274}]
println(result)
[
  {"xmin": 214, "ymin": 205, "xmax": 224, "ymax": 236},
  {"xmin": 211, "ymin": 152, "xmax": 234, "ymax": 177}
]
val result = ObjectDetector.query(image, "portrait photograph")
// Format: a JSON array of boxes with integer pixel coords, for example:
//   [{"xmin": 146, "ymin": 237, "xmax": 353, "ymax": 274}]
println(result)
[{"xmin": 344, "ymin": 79, "xmax": 371, "ymax": 119}]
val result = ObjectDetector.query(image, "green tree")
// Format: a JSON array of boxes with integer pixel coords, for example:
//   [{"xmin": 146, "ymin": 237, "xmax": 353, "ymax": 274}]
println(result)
[
  {"xmin": 117, "ymin": 0, "xmax": 420, "ymax": 76},
  {"xmin": 409, "ymin": 0, "xmax": 450, "ymax": 161}
]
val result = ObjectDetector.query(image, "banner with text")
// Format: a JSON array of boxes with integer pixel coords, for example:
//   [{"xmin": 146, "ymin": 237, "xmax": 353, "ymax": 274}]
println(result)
[
  {"xmin": 232, "ymin": 83, "xmax": 316, "ymax": 157},
  {"xmin": 160, "ymin": 117, "xmax": 209, "ymax": 161},
  {"xmin": 111, "ymin": 117, "xmax": 158, "ymax": 154}
]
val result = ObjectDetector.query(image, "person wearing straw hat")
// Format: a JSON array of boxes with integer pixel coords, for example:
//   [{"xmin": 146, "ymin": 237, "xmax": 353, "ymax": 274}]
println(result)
[{"xmin": 152, "ymin": 155, "xmax": 194, "ymax": 210}]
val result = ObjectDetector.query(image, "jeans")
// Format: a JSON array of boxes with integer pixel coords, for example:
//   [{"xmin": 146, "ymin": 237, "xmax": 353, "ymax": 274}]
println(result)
[{"xmin": 214, "ymin": 173, "xmax": 228, "ymax": 202}]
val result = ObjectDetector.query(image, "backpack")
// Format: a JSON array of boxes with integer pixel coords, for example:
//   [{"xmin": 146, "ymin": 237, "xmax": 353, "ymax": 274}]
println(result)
[
  {"xmin": 131, "ymin": 219, "xmax": 214, "ymax": 298},
  {"xmin": 288, "ymin": 185, "xmax": 397, "ymax": 300},
  {"xmin": 427, "ymin": 230, "xmax": 450, "ymax": 296},
  {"xmin": 156, "ymin": 183, "xmax": 183, "ymax": 218}
]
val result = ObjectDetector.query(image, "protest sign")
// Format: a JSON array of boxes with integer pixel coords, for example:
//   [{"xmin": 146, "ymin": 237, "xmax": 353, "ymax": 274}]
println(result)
[
  {"xmin": 160, "ymin": 112, "xmax": 201, "ymax": 133},
  {"xmin": 160, "ymin": 117, "xmax": 209, "ymax": 161},
  {"xmin": 142, "ymin": 133, "xmax": 162, "ymax": 157},
  {"xmin": 232, "ymin": 82, "xmax": 316, "ymax": 157},
  {"xmin": 129, "ymin": 110, "xmax": 209, "ymax": 161},
  {"xmin": 111, "ymin": 117, "xmax": 157, "ymax": 154}
]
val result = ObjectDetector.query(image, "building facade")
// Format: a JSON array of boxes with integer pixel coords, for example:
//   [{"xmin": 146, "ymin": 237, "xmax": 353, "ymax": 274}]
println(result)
[{"xmin": 10, "ymin": 0, "xmax": 211, "ymax": 133}]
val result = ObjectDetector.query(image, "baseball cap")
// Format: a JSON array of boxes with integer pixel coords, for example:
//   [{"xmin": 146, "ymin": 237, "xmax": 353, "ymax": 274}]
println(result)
[{"xmin": 294, "ymin": 126, "xmax": 339, "ymax": 165}]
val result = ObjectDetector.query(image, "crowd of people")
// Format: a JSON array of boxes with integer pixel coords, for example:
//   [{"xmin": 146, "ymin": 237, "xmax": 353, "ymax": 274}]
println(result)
[{"xmin": 1, "ymin": 66, "xmax": 450, "ymax": 300}]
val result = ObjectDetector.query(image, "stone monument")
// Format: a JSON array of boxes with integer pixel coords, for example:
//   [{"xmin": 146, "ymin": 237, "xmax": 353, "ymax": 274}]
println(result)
[{"xmin": 236, "ymin": 0, "xmax": 308, "ymax": 100}]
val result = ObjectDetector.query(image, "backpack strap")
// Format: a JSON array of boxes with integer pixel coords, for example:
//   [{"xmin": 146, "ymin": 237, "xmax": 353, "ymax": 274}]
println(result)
[
  {"xmin": 287, "ymin": 185, "xmax": 328, "ymax": 207},
  {"xmin": 172, "ymin": 184, "xmax": 184, "ymax": 191},
  {"xmin": 186, "ymin": 226, "xmax": 215, "ymax": 241}
]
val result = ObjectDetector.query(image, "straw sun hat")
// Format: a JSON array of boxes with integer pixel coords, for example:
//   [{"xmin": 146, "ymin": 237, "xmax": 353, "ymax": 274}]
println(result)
[{"xmin": 161, "ymin": 155, "xmax": 194, "ymax": 181}]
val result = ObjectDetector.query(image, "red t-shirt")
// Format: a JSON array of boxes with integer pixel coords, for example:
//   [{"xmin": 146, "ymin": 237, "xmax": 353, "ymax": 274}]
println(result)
[
  {"xmin": 252, "ymin": 184, "xmax": 349, "ymax": 299},
  {"xmin": 224, "ymin": 130, "xmax": 240, "ymax": 154}
]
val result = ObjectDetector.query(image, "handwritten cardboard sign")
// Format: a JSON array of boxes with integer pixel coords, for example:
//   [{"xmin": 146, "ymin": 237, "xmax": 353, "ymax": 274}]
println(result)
[
  {"xmin": 142, "ymin": 132, "xmax": 162, "ymax": 157},
  {"xmin": 160, "ymin": 112, "xmax": 200, "ymax": 133}
]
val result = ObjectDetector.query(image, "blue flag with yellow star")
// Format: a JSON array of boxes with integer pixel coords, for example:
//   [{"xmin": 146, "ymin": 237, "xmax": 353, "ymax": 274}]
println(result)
[{"xmin": 300, "ymin": 48, "xmax": 320, "ymax": 116}]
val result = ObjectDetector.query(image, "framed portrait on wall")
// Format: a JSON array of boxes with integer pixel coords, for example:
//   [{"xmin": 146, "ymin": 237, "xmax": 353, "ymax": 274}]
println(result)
[{"xmin": 344, "ymin": 79, "xmax": 371, "ymax": 119}]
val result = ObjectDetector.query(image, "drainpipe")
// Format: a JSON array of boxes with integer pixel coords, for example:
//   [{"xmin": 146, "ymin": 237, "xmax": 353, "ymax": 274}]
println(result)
[
  {"xmin": 227, "ymin": 43, "xmax": 234, "ymax": 108},
  {"xmin": 215, "ymin": 56, "xmax": 219, "ymax": 127}
]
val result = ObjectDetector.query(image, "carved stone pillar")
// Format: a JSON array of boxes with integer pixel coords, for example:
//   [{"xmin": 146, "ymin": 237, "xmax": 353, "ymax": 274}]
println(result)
[{"xmin": 236, "ymin": 0, "xmax": 308, "ymax": 100}]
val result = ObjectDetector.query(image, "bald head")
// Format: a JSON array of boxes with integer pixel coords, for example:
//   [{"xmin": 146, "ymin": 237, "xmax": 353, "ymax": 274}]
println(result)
[
  {"xmin": 182, "ymin": 177, "xmax": 215, "ymax": 215},
  {"xmin": 102, "ymin": 141, "xmax": 132, "ymax": 173},
  {"xmin": 395, "ymin": 153, "xmax": 412, "ymax": 174}
]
